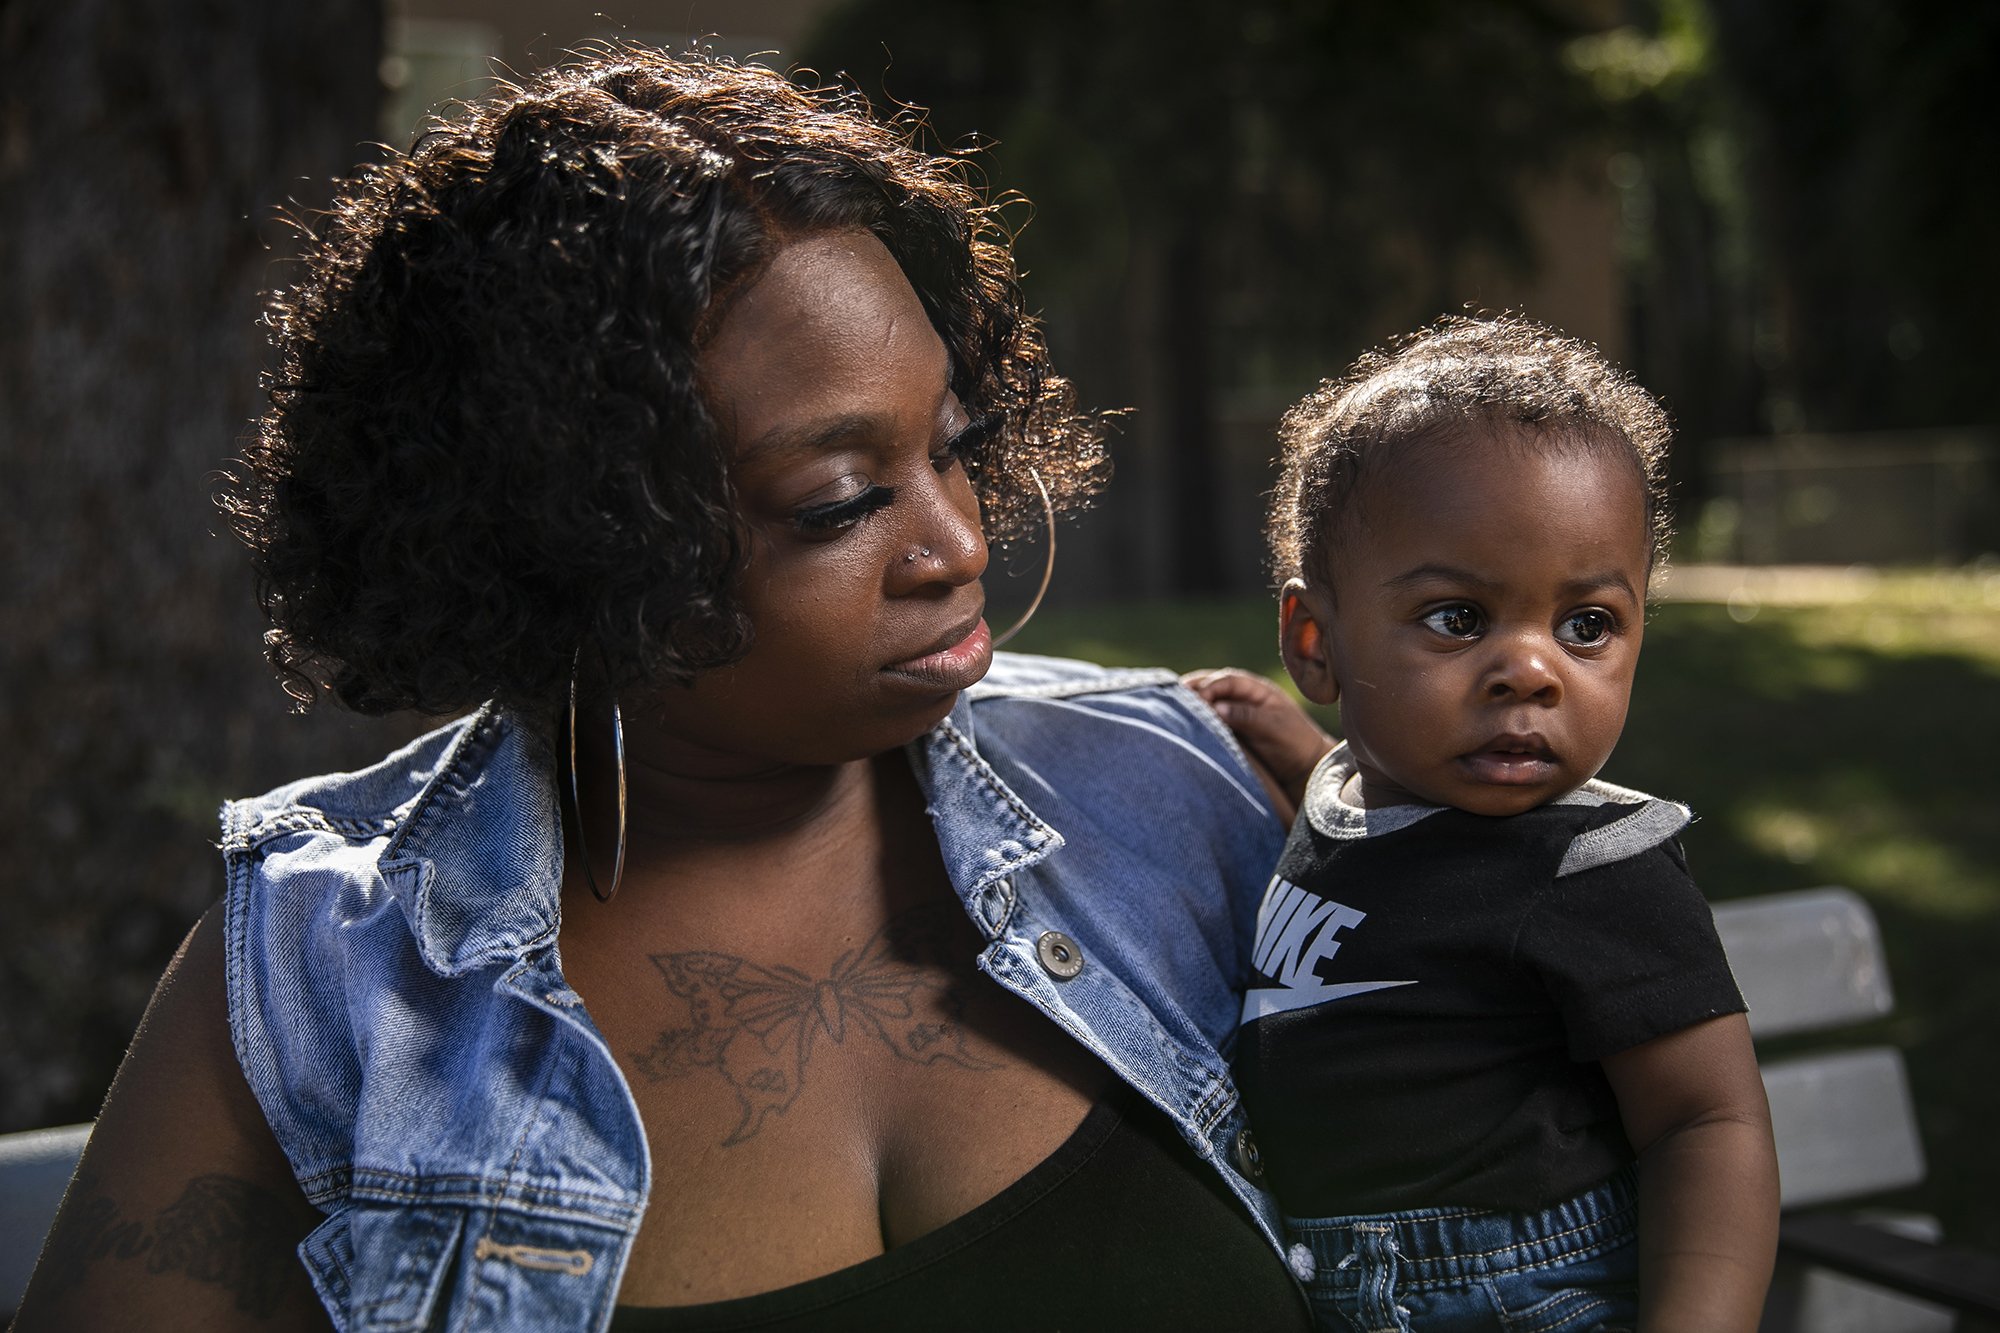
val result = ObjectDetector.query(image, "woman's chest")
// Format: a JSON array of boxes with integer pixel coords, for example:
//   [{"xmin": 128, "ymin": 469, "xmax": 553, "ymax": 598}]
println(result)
[
  {"xmin": 562, "ymin": 873, "xmax": 1108, "ymax": 1307},
  {"xmin": 609, "ymin": 918, "xmax": 1106, "ymax": 1302}
]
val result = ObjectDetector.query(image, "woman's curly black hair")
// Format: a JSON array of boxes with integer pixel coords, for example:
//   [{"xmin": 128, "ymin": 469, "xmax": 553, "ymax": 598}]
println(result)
[
  {"xmin": 1268, "ymin": 314, "xmax": 1673, "ymax": 591},
  {"xmin": 221, "ymin": 46, "xmax": 1110, "ymax": 716}
]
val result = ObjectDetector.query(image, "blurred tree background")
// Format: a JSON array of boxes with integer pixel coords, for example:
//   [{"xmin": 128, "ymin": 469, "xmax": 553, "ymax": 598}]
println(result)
[
  {"xmin": 809, "ymin": 0, "xmax": 1607, "ymax": 592},
  {"xmin": 0, "ymin": 1, "xmax": 398, "ymax": 1131},
  {"xmin": 2, "ymin": 0, "xmax": 1995, "ymax": 1253},
  {"xmin": 802, "ymin": 0, "xmax": 2000, "ymax": 588}
]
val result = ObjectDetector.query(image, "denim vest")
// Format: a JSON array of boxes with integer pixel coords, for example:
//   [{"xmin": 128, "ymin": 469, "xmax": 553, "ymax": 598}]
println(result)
[{"xmin": 222, "ymin": 654, "xmax": 1289, "ymax": 1331}]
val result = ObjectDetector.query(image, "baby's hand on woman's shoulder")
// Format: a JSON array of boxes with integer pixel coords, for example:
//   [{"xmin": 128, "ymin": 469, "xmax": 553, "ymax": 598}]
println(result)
[{"xmin": 1182, "ymin": 668, "xmax": 1337, "ymax": 824}]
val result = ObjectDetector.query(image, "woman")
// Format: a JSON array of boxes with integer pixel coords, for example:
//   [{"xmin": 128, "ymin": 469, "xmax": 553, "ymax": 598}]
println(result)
[{"xmin": 18, "ymin": 48, "xmax": 1324, "ymax": 1330}]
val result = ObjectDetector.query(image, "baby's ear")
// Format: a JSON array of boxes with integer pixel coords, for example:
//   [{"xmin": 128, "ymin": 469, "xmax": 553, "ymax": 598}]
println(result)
[{"xmin": 1279, "ymin": 580, "xmax": 1341, "ymax": 707}]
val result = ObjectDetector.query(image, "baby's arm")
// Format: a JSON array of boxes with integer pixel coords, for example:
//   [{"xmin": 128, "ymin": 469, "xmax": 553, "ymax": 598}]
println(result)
[{"xmin": 1600, "ymin": 1013, "xmax": 1778, "ymax": 1332}]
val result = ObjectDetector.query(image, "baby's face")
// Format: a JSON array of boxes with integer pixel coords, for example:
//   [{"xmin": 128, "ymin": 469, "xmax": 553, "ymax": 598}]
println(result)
[{"xmin": 1302, "ymin": 437, "xmax": 1651, "ymax": 815}]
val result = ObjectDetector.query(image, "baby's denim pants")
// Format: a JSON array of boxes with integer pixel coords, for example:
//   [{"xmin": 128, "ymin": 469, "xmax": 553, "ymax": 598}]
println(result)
[{"xmin": 1285, "ymin": 1167, "xmax": 1638, "ymax": 1333}]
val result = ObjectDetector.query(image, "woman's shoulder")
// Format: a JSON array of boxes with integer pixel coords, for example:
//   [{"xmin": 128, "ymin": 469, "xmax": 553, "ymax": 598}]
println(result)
[
  {"xmin": 220, "ymin": 709, "xmax": 565, "ymax": 1174},
  {"xmin": 221, "ymin": 704, "xmax": 561, "ymax": 979},
  {"xmin": 951, "ymin": 651, "xmax": 1276, "ymax": 823},
  {"xmin": 970, "ymin": 653, "xmax": 1256, "ymax": 763},
  {"xmin": 967, "ymin": 651, "xmax": 1182, "ymax": 700}
]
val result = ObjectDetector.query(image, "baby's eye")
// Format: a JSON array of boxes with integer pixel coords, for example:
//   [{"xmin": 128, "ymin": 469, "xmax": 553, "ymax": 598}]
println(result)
[
  {"xmin": 1420, "ymin": 604, "xmax": 1484, "ymax": 639},
  {"xmin": 1556, "ymin": 609, "xmax": 1616, "ymax": 647}
]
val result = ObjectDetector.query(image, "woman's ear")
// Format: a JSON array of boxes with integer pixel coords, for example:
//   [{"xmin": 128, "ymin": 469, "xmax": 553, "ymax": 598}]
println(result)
[{"xmin": 1279, "ymin": 579, "xmax": 1341, "ymax": 707}]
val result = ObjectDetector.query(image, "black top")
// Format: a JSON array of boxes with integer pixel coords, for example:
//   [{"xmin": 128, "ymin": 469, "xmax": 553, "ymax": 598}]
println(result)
[
  {"xmin": 1235, "ymin": 792, "xmax": 1744, "ymax": 1218},
  {"xmin": 609, "ymin": 1086, "xmax": 1311, "ymax": 1331}
]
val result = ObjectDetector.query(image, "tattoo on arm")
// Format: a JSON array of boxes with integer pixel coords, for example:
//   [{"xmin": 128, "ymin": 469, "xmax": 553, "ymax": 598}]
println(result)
[
  {"xmin": 631, "ymin": 901, "xmax": 1002, "ymax": 1145},
  {"xmin": 38, "ymin": 1172, "xmax": 302, "ymax": 1317}
]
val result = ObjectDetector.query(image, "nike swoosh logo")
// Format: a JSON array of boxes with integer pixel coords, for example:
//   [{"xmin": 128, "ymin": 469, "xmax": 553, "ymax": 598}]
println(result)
[{"xmin": 1241, "ymin": 979, "xmax": 1417, "ymax": 1022}]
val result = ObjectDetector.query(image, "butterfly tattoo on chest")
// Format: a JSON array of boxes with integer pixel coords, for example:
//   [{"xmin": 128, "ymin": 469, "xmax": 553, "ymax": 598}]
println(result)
[{"xmin": 629, "ymin": 902, "xmax": 1001, "ymax": 1145}]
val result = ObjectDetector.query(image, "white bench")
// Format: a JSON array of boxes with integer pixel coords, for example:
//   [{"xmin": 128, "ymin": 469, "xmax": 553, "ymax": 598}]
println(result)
[
  {"xmin": 1715, "ymin": 886, "xmax": 2000, "ymax": 1331},
  {"xmin": 0, "ymin": 1122, "xmax": 91, "ymax": 1319}
]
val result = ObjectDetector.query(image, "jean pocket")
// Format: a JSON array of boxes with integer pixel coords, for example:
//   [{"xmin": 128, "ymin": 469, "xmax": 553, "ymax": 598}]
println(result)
[
  {"xmin": 1325, "ymin": 1298, "xmax": 1413, "ymax": 1333},
  {"xmin": 1484, "ymin": 1276, "xmax": 1639, "ymax": 1333},
  {"xmin": 323, "ymin": 1203, "xmax": 468, "ymax": 1332}
]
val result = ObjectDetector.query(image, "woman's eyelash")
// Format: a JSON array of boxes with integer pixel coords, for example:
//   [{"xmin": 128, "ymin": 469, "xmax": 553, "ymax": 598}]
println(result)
[
  {"xmin": 794, "ymin": 414, "xmax": 994, "ymax": 533},
  {"xmin": 941, "ymin": 412, "xmax": 999, "ymax": 463},
  {"xmin": 793, "ymin": 486, "xmax": 894, "ymax": 532}
]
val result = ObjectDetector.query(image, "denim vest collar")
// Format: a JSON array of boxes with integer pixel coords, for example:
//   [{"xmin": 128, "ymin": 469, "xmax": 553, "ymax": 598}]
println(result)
[
  {"xmin": 375, "ymin": 708, "xmax": 565, "ymax": 978},
  {"xmin": 377, "ymin": 690, "xmax": 1078, "ymax": 978}
]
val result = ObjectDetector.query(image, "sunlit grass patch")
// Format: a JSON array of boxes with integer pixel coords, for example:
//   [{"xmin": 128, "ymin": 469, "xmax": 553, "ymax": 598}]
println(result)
[
  {"xmin": 1739, "ymin": 799, "xmax": 1996, "ymax": 920},
  {"xmin": 1660, "ymin": 564, "xmax": 2000, "ymax": 664}
]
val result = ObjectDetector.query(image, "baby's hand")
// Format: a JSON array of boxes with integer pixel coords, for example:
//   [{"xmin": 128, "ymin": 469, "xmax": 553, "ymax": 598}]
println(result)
[{"xmin": 1182, "ymin": 668, "xmax": 1337, "ymax": 824}]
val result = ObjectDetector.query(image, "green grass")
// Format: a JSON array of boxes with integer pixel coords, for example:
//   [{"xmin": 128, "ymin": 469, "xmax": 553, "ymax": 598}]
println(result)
[{"xmin": 1007, "ymin": 587, "xmax": 2000, "ymax": 1249}]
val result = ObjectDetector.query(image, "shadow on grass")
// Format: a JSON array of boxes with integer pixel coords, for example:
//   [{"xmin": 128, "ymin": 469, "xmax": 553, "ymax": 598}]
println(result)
[
  {"xmin": 1622, "ymin": 605, "xmax": 2000, "ymax": 1252},
  {"xmin": 1010, "ymin": 598, "xmax": 2000, "ymax": 1250}
]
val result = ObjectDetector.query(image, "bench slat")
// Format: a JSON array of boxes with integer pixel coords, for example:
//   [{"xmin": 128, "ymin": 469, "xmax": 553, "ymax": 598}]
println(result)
[
  {"xmin": 1714, "ymin": 887, "xmax": 1894, "ymax": 1040},
  {"xmin": 0, "ymin": 1122, "xmax": 90, "ymax": 1317},
  {"xmin": 1780, "ymin": 1211, "xmax": 2000, "ymax": 1319},
  {"xmin": 1763, "ymin": 1047, "xmax": 1926, "ymax": 1209},
  {"xmin": 1765, "ymin": 1212, "xmax": 1956, "ymax": 1333}
]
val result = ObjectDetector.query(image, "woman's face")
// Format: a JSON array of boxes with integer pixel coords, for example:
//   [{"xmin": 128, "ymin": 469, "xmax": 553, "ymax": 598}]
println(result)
[{"xmin": 635, "ymin": 229, "xmax": 993, "ymax": 770}]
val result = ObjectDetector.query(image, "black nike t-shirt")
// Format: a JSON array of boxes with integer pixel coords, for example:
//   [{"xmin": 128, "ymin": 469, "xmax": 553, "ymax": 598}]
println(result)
[{"xmin": 1233, "ymin": 751, "xmax": 1745, "ymax": 1218}]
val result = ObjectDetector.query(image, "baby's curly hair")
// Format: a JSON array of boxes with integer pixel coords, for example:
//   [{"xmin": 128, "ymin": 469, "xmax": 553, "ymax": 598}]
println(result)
[
  {"xmin": 1268, "ymin": 314, "xmax": 1672, "ymax": 590},
  {"xmin": 221, "ymin": 46, "xmax": 1108, "ymax": 715}
]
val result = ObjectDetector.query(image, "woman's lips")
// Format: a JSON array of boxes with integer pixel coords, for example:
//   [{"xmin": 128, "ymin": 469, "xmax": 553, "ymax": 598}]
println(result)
[{"xmin": 882, "ymin": 617, "xmax": 992, "ymax": 693}]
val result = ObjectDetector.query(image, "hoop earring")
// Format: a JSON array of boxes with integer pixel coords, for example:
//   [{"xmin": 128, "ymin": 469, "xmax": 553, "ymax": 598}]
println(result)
[
  {"xmin": 567, "ymin": 651, "xmax": 627, "ymax": 904},
  {"xmin": 991, "ymin": 468, "xmax": 1055, "ymax": 650}
]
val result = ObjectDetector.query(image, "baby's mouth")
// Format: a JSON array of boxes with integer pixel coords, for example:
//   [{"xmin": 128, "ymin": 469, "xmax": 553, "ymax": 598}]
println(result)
[
  {"xmin": 1457, "ymin": 735, "xmax": 1559, "ymax": 785},
  {"xmin": 1483, "ymin": 733, "xmax": 1555, "ymax": 760}
]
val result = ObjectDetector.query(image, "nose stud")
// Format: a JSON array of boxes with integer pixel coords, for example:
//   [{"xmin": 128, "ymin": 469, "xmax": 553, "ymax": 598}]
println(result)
[{"xmin": 904, "ymin": 547, "xmax": 933, "ymax": 564}]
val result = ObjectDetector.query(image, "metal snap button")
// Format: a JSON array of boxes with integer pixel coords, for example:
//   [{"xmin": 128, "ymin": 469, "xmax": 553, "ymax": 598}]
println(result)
[
  {"xmin": 1035, "ymin": 930, "xmax": 1084, "ymax": 980},
  {"xmin": 1234, "ymin": 1127, "xmax": 1264, "ymax": 1180}
]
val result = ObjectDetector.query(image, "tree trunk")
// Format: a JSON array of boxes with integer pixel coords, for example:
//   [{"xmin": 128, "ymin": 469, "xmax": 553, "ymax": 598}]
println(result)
[
  {"xmin": 1162, "ymin": 221, "xmax": 1227, "ymax": 595},
  {"xmin": 0, "ymin": 0, "xmax": 390, "ymax": 1132}
]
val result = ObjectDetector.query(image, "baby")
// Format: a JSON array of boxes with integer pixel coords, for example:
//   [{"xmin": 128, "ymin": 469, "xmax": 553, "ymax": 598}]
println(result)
[{"xmin": 1204, "ymin": 316, "xmax": 1778, "ymax": 1331}]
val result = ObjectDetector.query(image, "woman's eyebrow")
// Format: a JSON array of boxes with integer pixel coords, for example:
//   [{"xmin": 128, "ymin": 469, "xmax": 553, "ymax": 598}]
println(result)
[
  {"xmin": 737, "ymin": 359, "xmax": 959, "ymax": 466},
  {"xmin": 737, "ymin": 413, "xmax": 889, "ymax": 465}
]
